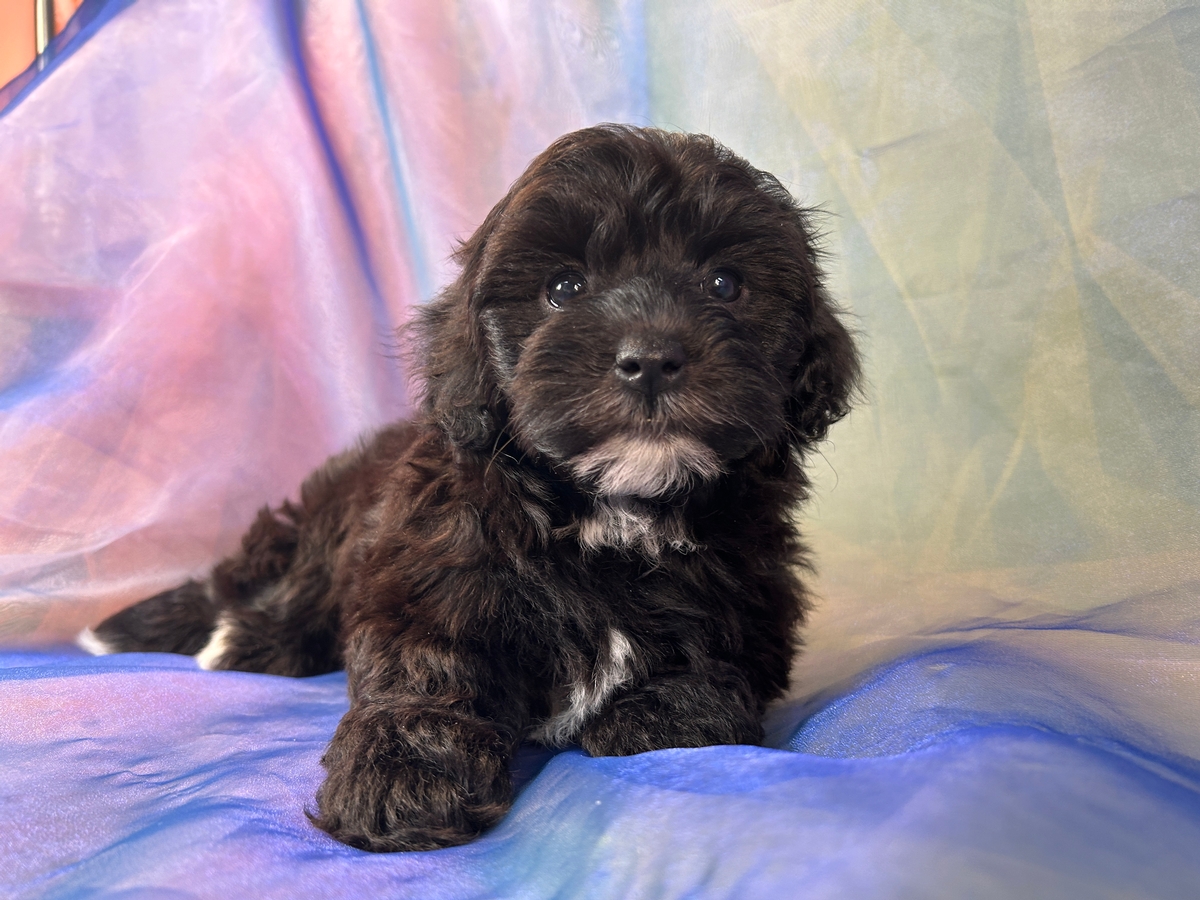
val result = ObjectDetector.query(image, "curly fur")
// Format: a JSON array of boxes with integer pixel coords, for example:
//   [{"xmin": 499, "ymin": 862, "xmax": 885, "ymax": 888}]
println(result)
[{"xmin": 84, "ymin": 125, "xmax": 860, "ymax": 852}]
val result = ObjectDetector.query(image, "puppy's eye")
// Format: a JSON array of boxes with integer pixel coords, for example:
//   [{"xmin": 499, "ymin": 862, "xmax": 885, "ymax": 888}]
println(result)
[
  {"xmin": 547, "ymin": 271, "xmax": 586, "ymax": 308},
  {"xmin": 706, "ymin": 269, "xmax": 743, "ymax": 302},
  {"xmin": 707, "ymin": 269, "xmax": 743, "ymax": 302}
]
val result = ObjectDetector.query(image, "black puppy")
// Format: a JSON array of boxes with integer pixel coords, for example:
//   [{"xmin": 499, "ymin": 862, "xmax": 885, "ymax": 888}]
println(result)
[{"xmin": 82, "ymin": 125, "xmax": 859, "ymax": 852}]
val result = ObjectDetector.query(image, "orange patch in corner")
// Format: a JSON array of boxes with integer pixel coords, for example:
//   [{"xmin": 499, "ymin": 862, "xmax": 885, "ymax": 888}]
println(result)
[
  {"xmin": 0, "ymin": 0, "xmax": 36, "ymax": 89},
  {"xmin": 0, "ymin": 0, "xmax": 87, "ymax": 91}
]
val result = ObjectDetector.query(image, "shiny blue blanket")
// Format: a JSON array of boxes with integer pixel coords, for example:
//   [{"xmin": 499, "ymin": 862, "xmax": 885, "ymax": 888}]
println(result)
[{"xmin": 4, "ymin": 629, "xmax": 1199, "ymax": 899}]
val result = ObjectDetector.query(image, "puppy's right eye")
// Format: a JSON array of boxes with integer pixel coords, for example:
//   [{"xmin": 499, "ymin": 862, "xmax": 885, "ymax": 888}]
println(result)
[
  {"xmin": 547, "ymin": 271, "xmax": 586, "ymax": 308},
  {"xmin": 706, "ymin": 269, "xmax": 743, "ymax": 302}
]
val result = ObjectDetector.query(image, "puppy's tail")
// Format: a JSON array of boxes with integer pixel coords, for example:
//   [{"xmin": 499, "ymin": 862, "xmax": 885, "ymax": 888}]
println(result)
[{"xmin": 79, "ymin": 580, "xmax": 217, "ymax": 657}]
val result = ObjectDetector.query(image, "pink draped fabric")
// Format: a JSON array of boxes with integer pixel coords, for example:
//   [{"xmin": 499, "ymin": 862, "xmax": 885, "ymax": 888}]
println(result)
[{"xmin": 0, "ymin": 0, "xmax": 646, "ymax": 641}]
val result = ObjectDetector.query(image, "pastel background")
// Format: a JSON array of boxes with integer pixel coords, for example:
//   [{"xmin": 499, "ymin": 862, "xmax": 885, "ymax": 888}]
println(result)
[{"xmin": 1, "ymin": 1, "xmax": 1198, "ymax": 897}]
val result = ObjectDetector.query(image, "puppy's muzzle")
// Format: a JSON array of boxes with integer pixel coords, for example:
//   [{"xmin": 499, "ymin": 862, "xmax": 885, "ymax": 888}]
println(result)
[{"xmin": 614, "ymin": 335, "xmax": 686, "ymax": 402}]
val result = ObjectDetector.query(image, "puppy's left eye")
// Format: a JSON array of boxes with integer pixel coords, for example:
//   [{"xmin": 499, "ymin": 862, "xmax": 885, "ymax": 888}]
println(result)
[
  {"xmin": 707, "ymin": 269, "xmax": 743, "ymax": 302},
  {"xmin": 547, "ymin": 271, "xmax": 586, "ymax": 308}
]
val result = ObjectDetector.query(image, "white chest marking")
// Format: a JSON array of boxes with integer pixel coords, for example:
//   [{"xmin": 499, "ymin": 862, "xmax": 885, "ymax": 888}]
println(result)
[
  {"xmin": 576, "ymin": 497, "xmax": 699, "ymax": 558},
  {"xmin": 533, "ymin": 629, "xmax": 636, "ymax": 747}
]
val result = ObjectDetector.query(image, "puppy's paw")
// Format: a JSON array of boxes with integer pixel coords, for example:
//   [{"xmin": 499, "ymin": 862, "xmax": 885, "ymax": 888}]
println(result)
[
  {"xmin": 580, "ymin": 674, "xmax": 762, "ymax": 756},
  {"xmin": 310, "ymin": 704, "xmax": 514, "ymax": 852}
]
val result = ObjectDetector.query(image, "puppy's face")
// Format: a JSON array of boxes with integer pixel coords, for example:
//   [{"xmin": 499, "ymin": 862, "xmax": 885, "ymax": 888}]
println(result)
[{"xmin": 422, "ymin": 127, "xmax": 856, "ymax": 500}]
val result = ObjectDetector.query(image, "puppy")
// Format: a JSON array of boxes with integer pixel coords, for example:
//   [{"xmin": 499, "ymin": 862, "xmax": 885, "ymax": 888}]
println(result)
[{"xmin": 82, "ymin": 125, "xmax": 859, "ymax": 852}]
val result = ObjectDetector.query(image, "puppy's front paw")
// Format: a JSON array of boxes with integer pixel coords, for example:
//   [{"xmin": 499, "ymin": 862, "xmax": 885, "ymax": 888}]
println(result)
[
  {"xmin": 310, "ymin": 704, "xmax": 513, "ymax": 852},
  {"xmin": 580, "ymin": 674, "xmax": 762, "ymax": 756}
]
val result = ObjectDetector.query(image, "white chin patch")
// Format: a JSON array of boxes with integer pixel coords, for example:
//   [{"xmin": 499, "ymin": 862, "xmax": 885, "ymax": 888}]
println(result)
[
  {"xmin": 76, "ymin": 627, "xmax": 115, "ymax": 656},
  {"xmin": 571, "ymin": 435, "xmax": 723, "ymax": 498}
]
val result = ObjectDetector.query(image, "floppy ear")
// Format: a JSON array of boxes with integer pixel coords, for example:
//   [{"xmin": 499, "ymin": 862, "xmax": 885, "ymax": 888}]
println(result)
[
  {"xmin": 787, "ymin": 290, "xmax": 860, "ymax": 446},
  {"xmin": 413, "ymin": 132, "xmax": 587, "ymax": 451},
  {"xmin": 413, "ymin": 198, "xmax": 515, "ymax": 451},
  {"xmin": 740, "ymin": 172, "xmax": 861, "ymax": 448},
  {"xmin": 412, "ymin": 286, "xmax": 498, "ymax": 451}
]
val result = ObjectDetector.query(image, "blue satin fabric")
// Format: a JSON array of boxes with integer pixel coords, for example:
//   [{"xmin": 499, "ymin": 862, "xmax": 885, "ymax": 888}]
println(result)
[{"xmin": 3, "ymin": 635, "xmax": 1199, "ymax": 899}]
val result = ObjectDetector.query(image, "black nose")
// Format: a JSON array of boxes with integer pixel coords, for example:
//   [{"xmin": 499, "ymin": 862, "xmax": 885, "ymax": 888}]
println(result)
[{"xmin": 614, "ymin": 337, "xmax": 687, "ymax": 399}]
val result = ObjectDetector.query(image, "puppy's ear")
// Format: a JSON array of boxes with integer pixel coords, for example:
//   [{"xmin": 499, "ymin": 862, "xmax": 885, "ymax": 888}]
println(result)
[
  {"xmin": 743, "ymin": 174, "xmax": 861, "ymax": 448},
  {"xmin": 413, "ymin": 198, "xmax": 515, "ymax": 450},
  {"xmin": 788, "ymin": 290, "xmax": 860, "ymax": 446},
  {"xmin": 412, "ymin": 282, "xmax": 499, "ymax": 450}
]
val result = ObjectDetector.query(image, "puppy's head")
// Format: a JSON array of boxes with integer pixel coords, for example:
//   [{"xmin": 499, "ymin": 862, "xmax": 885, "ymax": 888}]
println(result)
[{"xmin": 418, "ymin": 125, "xmax": 858, "ymax": 499}]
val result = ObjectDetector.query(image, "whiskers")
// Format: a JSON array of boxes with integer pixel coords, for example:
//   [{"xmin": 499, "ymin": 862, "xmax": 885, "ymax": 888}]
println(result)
[{"xmin": 484, "ymin": 429, "xmax": 521, "ymax": 480}]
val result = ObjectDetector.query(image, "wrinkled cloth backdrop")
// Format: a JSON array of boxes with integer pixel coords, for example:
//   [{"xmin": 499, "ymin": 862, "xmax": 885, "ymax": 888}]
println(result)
[{"xmin": 1, "ymin": 1, "xmax": 1198, "ymax": 898}]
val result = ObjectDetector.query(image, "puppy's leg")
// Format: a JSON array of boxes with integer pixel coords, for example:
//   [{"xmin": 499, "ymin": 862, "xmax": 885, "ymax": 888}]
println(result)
[
  {"xmin": 579, "ymin": 662, "xmax": 763, "ymax": 756},
  {"xmin": 82, "ymin": 501, "xmax": 342, "ymax": 676},
  {"xmin": 310, "ymin": 625, "xmax": 528, "ymax": 852},
  {"xmin": 82, "ymin": 580, "xmax": 216, "ymax": 656},
  {"xmin": 193, "ymin": 561, "xmax": 341, "ymax": 676}
]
